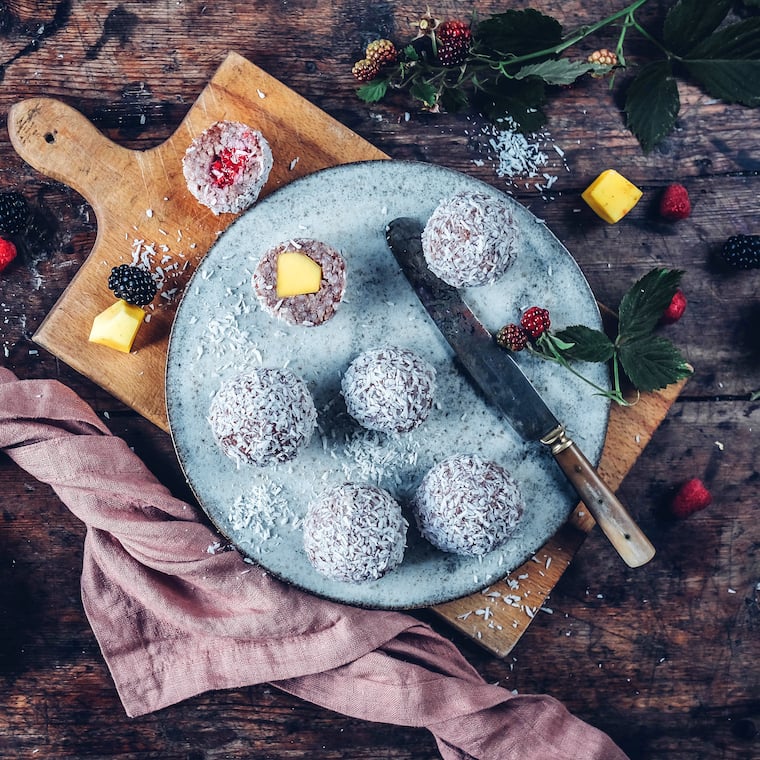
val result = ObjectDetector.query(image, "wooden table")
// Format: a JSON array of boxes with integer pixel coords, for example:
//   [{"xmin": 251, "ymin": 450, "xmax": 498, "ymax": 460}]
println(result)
[{"xmin": 1, "ymin": 2, "xmax": 758, "ymax": 758}]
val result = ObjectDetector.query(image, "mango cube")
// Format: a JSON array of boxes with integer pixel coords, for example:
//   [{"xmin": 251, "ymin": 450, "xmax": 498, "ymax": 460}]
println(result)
[
  {"xmin": 89, "ymin": 299, "xmax": 146, "ymax": 353},
  {"xmin": 276, "ymin": 250, "xmax": 322, "ymax": 298},
  {"xmin": 581, "ymin": 169, "xmax": 643, "ymax": 224}
]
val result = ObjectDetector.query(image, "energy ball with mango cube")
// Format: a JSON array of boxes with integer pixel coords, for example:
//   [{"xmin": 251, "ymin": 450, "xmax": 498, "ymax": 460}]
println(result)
[{"xmin": 582, "ymin": 169, "xmax": 643, "ymax": 224}]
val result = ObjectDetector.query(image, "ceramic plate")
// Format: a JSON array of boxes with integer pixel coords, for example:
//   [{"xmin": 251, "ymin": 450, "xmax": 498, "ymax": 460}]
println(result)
[{"xmin": 166, "ymin": 160, "xmax": 610, "ymax": 609}]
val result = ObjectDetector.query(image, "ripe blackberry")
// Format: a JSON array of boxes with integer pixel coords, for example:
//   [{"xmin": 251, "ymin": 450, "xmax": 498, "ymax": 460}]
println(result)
[
  {"xmin": 496, "ymin": 323, "xmax": 529, "ymax": 351},
  {"xmin": 720, "ymin": 235, "xmax": 760, "ymax": 269},
  {"xmin": 520, "ymin": 306, "xmax": 551, "ymax": 339},
  {"xmin": 435, "ymin": 20, "xmax": 472, "ymax": 67},
  {"xmin": 0, "ymin": 191, "xmax": 30, "ymax": 235},
  {"xmin": 108, "ymin": 264, "xmax": 157, "ymax": 306}
]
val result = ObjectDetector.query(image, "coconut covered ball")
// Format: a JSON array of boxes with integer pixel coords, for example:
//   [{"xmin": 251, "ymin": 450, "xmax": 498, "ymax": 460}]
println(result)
[
  {"xmin": 421, "ymin": 190, "xmax": 519, "ymax": 287},
  {"xmin": 413, "ymin": 453, "xmax": 524, "ymax": 556},
  {"xmin": 183, "ymin": 120, "xmax": 273, "ymax": 215},
  {"xmin": 303, "ymin": 483, "xmax": 408, "ymax": 583},
  {"xmin": 341, "ymin": 346, "xmax": 436, "ymax": 434},
  {"xmin": 208, "ymin": 368, "xmax": 317, "ymax": 467},
  {"xmin": 252, "ymin": 238, "xmax": 347, "ymax": 327}
]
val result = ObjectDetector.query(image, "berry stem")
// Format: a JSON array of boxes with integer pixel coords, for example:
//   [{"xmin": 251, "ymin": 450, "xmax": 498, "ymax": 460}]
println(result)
[{"xmin": 529, "ymin": 334, "xmax": 634, "ymax": 406}]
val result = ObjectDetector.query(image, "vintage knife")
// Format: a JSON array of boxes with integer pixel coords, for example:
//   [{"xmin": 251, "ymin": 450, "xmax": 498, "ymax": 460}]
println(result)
[{"xmin": 386, "ymin": 217, "xmax": 655, "ymax": 568}]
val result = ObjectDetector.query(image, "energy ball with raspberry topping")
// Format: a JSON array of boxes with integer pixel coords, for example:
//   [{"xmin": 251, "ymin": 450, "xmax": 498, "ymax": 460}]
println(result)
[
  {"xmin": 183, "ymin": 120, "xmax": 273, "ymax": 215},
  {"xmin": 412, "ymin": 453, "xmax": 524, "ymax": 556},
  {"xmin": 303, "ymin": 483, "xmax": 407, "ymax": 583},
  {"xmin": 341, "ymin": 346, "xmax": 436, "ymax": 434},
  {"xmin": 208, "ymin": 368, "xmax": 317, "ymax": 467},
  {"xmin": 421, "ymin": 190, "xmax": 519, "ymax": 287}
]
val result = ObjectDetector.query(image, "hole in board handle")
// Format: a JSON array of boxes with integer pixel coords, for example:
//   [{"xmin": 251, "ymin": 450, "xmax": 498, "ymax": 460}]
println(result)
[{"xmin": 44, "ymin": 132, "xmax": 56, "ymax": 144}]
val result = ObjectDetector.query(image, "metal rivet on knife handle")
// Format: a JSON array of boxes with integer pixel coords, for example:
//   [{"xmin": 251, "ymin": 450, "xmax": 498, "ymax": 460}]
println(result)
[{"xmin": 541, "ymin": 426, "xmax": 656, "ymax": 568}]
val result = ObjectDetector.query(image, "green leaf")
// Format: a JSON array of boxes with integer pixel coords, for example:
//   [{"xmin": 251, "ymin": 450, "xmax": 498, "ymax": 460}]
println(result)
[
  {"xmin": 356, "ymin": 79, "xmax": 388, "ymax": 103},
  {"xmin": 439, "ymin": 85, "xmax": 470, "ymax": 113},
  {"xmin": 409, "ymin": 80, "xmax": 438, "ymax": 107},
  {"xmin": 513, "ymin": 58, "xmax": 600, "ymax": 86},
  {"xmin": 618, "ymin": 335, "xmax": 693, "ymax": 392},
  {"xmin": 624, "ymin": 60, "xmax": 680, "ymax": 153},
  {"xmin": 554, "ymin": 325, "xmax": 615, "ymax": 363},
  {"xmin": 475, "ymin": 9, "xmax": 562, "ymax": 60},
  {"xmin": 474, "ymin": 76, "xmax": 548, "ymax": 132},
  {"xmin": 618, "ymin": 268, "xmax": 683, "ymax": 341},
  {"xmin": 663, "ymin": 0, "xmax": 732, "ymax": 57},
  {"xmin": 683, "ymin": 19, "xmax": 760, "ymax": 106}
]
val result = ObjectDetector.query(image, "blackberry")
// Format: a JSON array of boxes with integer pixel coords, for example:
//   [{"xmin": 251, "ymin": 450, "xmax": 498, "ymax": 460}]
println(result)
[
  {"xmin": 352, "ymin": 58, "xmax": 380, "ymax": 82},
  {"xmin": 365, "ymin": 39, "xmax": 397, "ymax": 67},
  {"xmin": 496, "ymin": 323, "xmax": 529, "ymax": 352},
  {"xmin": 435, "ymin": 20, "xmax": 472, "ymax": 67},
  {"xmin": 520, "ymin": 306, "xmax": 551, "ymax": 339},
  {"xmin": 721, "ymin": 235, "xmax": 760, "ymax": 269},
  {"xmin": 108, "ymin": 264, "xmax": 157, "ymax": 306},
  {"xmin": 0, "ymin": 192, "xmax": 30, "ymax": 235}
]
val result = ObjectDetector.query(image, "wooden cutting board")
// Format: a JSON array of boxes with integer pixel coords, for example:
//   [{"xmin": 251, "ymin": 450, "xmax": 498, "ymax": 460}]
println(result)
[{"xmin": 9, "ymin": 51, "xmax": 685, "ymax": 656}]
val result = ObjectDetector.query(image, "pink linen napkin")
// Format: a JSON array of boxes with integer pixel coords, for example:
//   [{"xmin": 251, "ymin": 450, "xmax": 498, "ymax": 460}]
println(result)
[{"xmin": 0, "ymin": 366, "xmax": 629, "ymax": 760}]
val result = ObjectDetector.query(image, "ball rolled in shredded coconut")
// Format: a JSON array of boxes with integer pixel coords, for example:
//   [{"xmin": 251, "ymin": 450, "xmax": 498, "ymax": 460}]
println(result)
[
  {"xmin": 252, "ymin": 238, "xmax": 347, "ymax": 327},
  {"xmin": 341, "ymin": 346, "xmax": 436, "ymax": 434},
  {"xmin": 303, "ymin": 483, "xmax": 408, "ymax": 583},
  {"xmin": 182, "ymin": 120, "xmax": 273, "ymax": 215},
  {"xmin": 413, "ymin": 453, "xmax": 524, "ymax": 556},
  {"xmin": 421, "ymin": 190, "xmax": 519, "ymax": 287},
  {"xmin": 208, "ymin": 368, "xmax": 317, "ymax": 467}
]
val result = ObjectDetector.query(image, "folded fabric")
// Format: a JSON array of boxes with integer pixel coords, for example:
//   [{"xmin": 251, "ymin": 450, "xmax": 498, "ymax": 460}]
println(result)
[{"xmin": 0, "ymin": 367, "xmax": 629, "ymax": 760}]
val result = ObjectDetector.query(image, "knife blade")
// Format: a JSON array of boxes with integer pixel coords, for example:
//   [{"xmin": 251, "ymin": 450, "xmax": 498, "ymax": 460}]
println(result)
[{"xmin": 386, "ymin": 216, "xmax": 655, "ymax": 568}]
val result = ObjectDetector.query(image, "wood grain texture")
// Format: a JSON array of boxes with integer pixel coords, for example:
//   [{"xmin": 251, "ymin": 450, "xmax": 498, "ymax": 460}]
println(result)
[{"xmin": 1, "ymin": 2, "xmax": 758, "ymax": 759}]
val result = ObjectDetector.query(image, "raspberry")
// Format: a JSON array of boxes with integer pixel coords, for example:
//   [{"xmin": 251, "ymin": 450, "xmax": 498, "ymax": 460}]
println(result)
[
  {"xmin": 365, "ymin": 39, "xmax": 397, "ymax": 67},
  {"xmin": 520, "ymin": 306, "xmax": 551, "ymax": 339},
  {"xmin": 108, "ymin": 264, "xmax": 157, "ymax": 306},
  {"xmin": 496, "ymin": 323, "xmax": 529, "ymax": 351},
  {"xmin": 210, "ymin": 147, "xmax": 248, "ymax": 188},
  {"xmin": 659, "ymin": 183, "xmax": 691, "ymax": 221},
  {"xmin": 0, "ymin": 191, "xmax": 29, "ymax": 236},
  {"xmin": 435, "ymin": 20, "xmax": 472, "ymax": 67},
  {"xmin": 660, "ymin": 289, "xmax": 687, "ymax": 325},
  {"xmin": 670, "ymin": 478, "xmax": 712, "ymax": 519},
  {"xmin": 0, "ymin": 237, "xmax": 18, "ymax": 273},
  {"xmin": 352, "ymin": 58, "xmax": 380, "ymax": 82},
  {"xmin": 720, "ymin": 234, "xmax": 760, "ymax": 269}
]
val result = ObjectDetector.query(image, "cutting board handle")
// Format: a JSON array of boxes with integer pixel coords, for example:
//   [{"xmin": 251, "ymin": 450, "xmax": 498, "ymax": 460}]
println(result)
[{"xmin": 8, "ymin": 97, "xmax": 134, "ymax": 210}]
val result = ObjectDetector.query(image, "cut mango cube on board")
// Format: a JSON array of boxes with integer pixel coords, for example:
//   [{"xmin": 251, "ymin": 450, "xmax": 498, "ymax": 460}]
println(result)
[
  {"xmin": 89, "ymin": 299, "xmax": 146, "ymax": 353},
  {"xmin": 276, "ymin": 250, "xmax": 322, "ymax": 298},
  {"xmin": 582, "ymin": 169, "xmax": 643, "ymax": 224}
]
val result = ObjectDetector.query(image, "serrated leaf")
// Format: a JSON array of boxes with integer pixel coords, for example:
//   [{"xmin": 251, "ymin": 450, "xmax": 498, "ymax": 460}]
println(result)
[
  {"xmin": 554, "ymin": 325, "xmax": 615, "ymax": 363},
  {"xmin": 624, "ymin": 61, "xmax": 680, "ymax": 153},
  {"xmin": 514, "ymin": 58, "xmax": 599, "ymax": 86},
  {"xmin": 439, "ymin": 85, "xmax": 470, "ymax": 113},
  {"xmin": 663, "ymin": 0, "xmax": 732, "ymax": 57},
  {"xmin": 474, "ymin": 76, "xmax": 548, "ymax": 132},
  {"xmin": 683, "ymin": 19, "xmax": 760, "ymax": 106},
  {"xmin": 618, "ymin": 268, "xmax": 683, "ymax": 341},
  {"xmin": 409, "ymin": 80, "xmax": 438, "ymax": 107},
  {"xmin": 618, "ymin": 336, "xmax": 692, "ymax": 392},
  {"xmin": 356, "ymin": 79, "xmax": 389, "ymax": 103},
  {"xmin": 476, "ymin": 9, "xmax": 562, "ymax": 60}
]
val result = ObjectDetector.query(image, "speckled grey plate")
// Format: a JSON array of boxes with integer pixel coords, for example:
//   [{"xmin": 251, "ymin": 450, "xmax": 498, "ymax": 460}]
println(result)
[{"xmin": 166, "ymin": 160, "xmax": 610, "ymax": 609}]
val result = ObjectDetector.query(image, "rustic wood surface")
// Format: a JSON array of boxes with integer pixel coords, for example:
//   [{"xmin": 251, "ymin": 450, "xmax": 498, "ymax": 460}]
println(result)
[{"xmin": 1, "ymin": 2, "xmax": 758, "ymax": 759}]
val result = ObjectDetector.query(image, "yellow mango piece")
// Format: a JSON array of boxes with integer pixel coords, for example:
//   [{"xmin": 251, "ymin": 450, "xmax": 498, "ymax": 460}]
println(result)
[
  {"xmin": 88, "ymin": 299, "xmax": 146, "ymax": 353},
  {"xmin": 276, "ymin": 251, "xmax": 322, "ymax": 298},
  {"xmin": 581, "ymin": 169, "xmax": 643, "ymax": 224}
]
